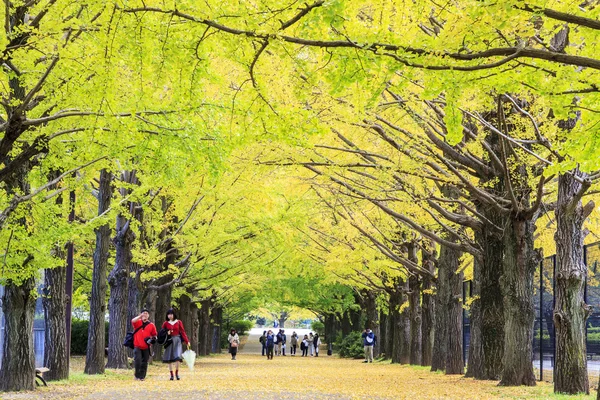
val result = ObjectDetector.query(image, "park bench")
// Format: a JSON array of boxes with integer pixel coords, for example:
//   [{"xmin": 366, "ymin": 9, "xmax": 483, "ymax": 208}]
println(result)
[{"xmin": 35, "ymin": 367, "xmax": 49, "ymax": 387}]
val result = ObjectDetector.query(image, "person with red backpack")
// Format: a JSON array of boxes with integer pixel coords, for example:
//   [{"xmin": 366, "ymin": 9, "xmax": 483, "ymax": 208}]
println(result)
[
  {"xmin": 131, "ymin": 309, "xmax": 157, "ymax": 381},
  {"xmin": 161, "ymin": 308, "xmax": 190, "ymax": 380}
]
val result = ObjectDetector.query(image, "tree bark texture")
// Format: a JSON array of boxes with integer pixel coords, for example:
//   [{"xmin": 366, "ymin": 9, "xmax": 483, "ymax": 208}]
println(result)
[
  {"xmin": 42, "ymin": 267, "xmax": 68, "ymax": 381},
  {"xmin": 431, "ymin": 248, "xmax": 449, "ymax": 372},
  {"xmin": 446, "ymin": 259, "xmax": 464, "ymax": 375},
  {"xmin": 198, "ymin": 299, "xmax": 211, "ymax": 355},
  {"xmin": 106, "ymin": 214, "xmax": 133, "ymax": 369},
  {"xmin": 554, "ymin": 171, "xmax": 591, "ymax": 394},
  {"xmin": 85, "ymin": 169, "xmax": 112, "ymax": 375},
  {"xmin": 421, "ymin": 246, "xmax": 435, "ymax": 367},
  {"xmin": 408, "ymin": 241, "xmax": 422, "ymax": 365},
  {"xmin": 152, "ymin": 285, "xmax": 172, "ymax": 361},
  {"xmin": 211, "ymin": 306, "xmax": 223, "ymax": 353},
  {"xmin": 399, "ymin": 279, "xmax": 411, "ymax": 364},
  {"xmin": 389, "ymin": 289, "xmax": 402, "ymax": 364},
  {"xmin": 499, "ymin": 214, "xmax": 538, "ymax": 386},
  {"xmin": 0, "ymin": 278, "xmax": 36, "ymax": 391}
]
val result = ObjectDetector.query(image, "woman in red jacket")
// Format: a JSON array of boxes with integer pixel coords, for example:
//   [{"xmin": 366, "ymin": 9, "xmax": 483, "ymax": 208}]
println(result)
[{"xmin": 162, "ymin": 308, "xmax": 190, "ymax": 380}]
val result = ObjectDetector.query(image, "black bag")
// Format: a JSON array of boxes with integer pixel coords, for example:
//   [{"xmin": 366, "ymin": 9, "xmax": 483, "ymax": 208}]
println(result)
[
  {"xmin": 157, "ymin": 328, "xmax": 170, "ymax": 345},
  {"xmin": 123, "ymin": 322, "xmax": 148, "ymax": 349}
]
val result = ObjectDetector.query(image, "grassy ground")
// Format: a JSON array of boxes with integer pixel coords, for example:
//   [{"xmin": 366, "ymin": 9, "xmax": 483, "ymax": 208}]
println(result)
[{"xmin": 0, "ymin": 351, "xmax": 596, "ymax": 399}]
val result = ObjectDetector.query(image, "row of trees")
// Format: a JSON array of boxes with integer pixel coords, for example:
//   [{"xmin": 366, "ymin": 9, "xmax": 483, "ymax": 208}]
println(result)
[{"xmin": 1, "ymin": 0, "xmax": 600, "ymax": 397}]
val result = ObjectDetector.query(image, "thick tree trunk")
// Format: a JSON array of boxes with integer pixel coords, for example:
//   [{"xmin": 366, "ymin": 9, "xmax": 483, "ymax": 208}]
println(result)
[
  {"xmin": 364, "ymin": 290, "xmax": 381, "ymax": 358},
  {"xmin": 554, "ymin": 171, "xmax": 591, "ymax": 394},
  {"xmin": 211, "ymin": 306, "xmax": 223, "ymax": 353},
  {"xmin": 479, "ymin": 209, "xmax": 505, "ymax": 379},
  {"xmin": 408, "ymin": 241, "xmax": 422, "ymax": 365},
  {"xmin": 42, "ymin": 267, "xmax": 68, "ymax": 381},
  {"xmin": 0, "ymin": 278, "xmax": 36, "ymax": 391},
  {"xmin": 431, "ymin": 247, "xmax": 449, "ymax": 372},
  {"xmin": 153, "ymin": 285, "xmax": 172, "ymax": 361},
  {"xmin": 189, "ymin": 301, "xmax": 199, "ymax": 351},
  {"xmin": 421, "ymin": 246, "xmax": 435, "ymax": 367},
  {"xmin": 466, "ymin": 254, "xmax": 483, "ymax": 378},
  {"xmin": 341, "ymin": 312, "xmax": 352, "ymax": 336},
  {"xmin": 379, "ymin": 309, "xmax": 387, "ymax": 358},
  {"xmin": 399, "ymin": 279, "xmax": 411, "ymax": 364},
  {"xmin": 85, "ymin": 169, "xmax": 112, "ymax": 375},
  {"xmin": 198, "ymin": 299, "xmax": 211, "ymax": 355},
  {"xmin": 446, "ymin": 261, "xmax": 464, "ymax": 375},
  {"xmin": 324, "ymin": 313, "xmax": 336, "ymax": 345},
  {"xmin": 500, "ymin": 214, "xmax": 538, "ymax": 386},
  {"xmin": 106, "ymin": 215, "xmax": 133, "ymax": 369},
  {"xmin": 389, "ymin": 289, "xmax": 401, "ymax": 363}
]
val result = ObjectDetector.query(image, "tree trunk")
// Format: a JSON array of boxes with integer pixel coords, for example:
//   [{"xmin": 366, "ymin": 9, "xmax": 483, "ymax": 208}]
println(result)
[
  {"xmin": 0, "ymin": 278, "xmax": 36, "ymax": 391},
  {"xmin": 466, "ymin": 254, "xmax": 483, "ymax": 379},
  {"xmin": 421, "ymin": 246, "xmax": 435, "ymax": 367},
  {"xmin": 106, "ymin": 215, "xmax": 133, "ymax": 369},
  {"xmin": 85, "ymin": 169, "xmax": 112, "ymax": 375},
  {"xmin": 408, "ymin": 241, "xmax": 422, "ymax": 365},
  {"xmin": 379, "ymin": 309, "xmax": 387, "ymax": 358},
  {"xmin": 479, "ymin": 207, "xmax": 505, "ymax": 379},
  {"xmin": 189, "ymin": 301, "xmax": 199, "ymax": 351},
  {"xmin": 364, "ymin": 290, "xmax": 380, "ymax": 358},
  {"xmin": 390, "ymin": 289, "xmax": 402, "ymax": 364},
  {"xmin": 341, "ymin": 311, "xmax": 352, "ymax": 336},
  {"xmin": 500, "ymin": 214, "xmax": 538, "ymax": 386},
  {"xmin": 446, "ymin": 259, "xmax": 464, "ymax": 375},
  {"xmin": 211, "ymin": 306, "xmax": 223, "ymax": 353},
  {"xmin": 399, "ymin": 279, "xmax": 411, "ymax": 364},
  {"xmin": 554, "ymin": 171, "xmax": 591, "ymax": 394},
  {"xmin": 153, "ymin": 285, "xmax": 172, "ymax": 361},
  {"xmin": 42, "ymin": 267, "xmax": 68, "ymax": 381},
  {"xmin": 198, "ymin": 299, "xmax": 211, "ymax": 355},
  {"xmin": 324, "ymin": 313, "xmax": 336, "ymax": 345},
  {"xmin": 431, "ymin": 245, "xmax": 450, "ymax": 372}
]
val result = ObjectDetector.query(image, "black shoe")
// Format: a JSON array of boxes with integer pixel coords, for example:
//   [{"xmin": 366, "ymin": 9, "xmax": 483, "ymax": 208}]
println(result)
[
  {"xmin": 369, "ymin": 361, "xmax": 373, "ymax": 363},
  {"xmin": 363, "ymin": 360, "xmax": 368, "ymax": 363},
  {"xmin": 176, "ymin": 376, "xmax": 180, "ymax": 380},
  {"xmin": 170, "ymin": 376, "xmax": 174, "ymax": 381}
]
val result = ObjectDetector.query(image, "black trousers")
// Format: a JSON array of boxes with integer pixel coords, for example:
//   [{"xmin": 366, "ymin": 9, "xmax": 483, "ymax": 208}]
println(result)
[
  {"xmin": 302, "ymin": 347, "xmax": 308, "ymax": 356},
  {"xmin": 134, "ymin": 347, "xmax": 150, "ymax": 379},
  {"xmin": 291, "ymin": 344, "xmax": 297, "ymax": 355},
  {"xmin": 267, "ymin": 345, "xmax": 274, "ymax": 359}
]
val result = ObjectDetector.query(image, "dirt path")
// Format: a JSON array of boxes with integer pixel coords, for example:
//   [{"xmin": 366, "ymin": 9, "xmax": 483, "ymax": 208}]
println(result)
[{"xmin": 0, "ymin": 345, "xmax": 565, "ymax": 400}]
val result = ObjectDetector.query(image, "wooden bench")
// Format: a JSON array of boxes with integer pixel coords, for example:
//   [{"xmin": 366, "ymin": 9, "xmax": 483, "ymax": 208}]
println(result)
[{"xmin": 35, "ymin": 367, "xmax": 49, "ymax": 387}]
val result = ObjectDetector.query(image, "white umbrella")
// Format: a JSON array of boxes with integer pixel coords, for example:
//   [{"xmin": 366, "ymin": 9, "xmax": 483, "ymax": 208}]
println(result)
[{"xmin": 181, "ymin": 349, "xmax": 196, "ymax": 371}]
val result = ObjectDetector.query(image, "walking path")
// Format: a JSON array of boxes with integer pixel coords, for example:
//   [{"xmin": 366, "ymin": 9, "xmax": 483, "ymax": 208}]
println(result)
[{"xmin": 2, "ymin": 332, "xmax": 562, "ymax": 400}]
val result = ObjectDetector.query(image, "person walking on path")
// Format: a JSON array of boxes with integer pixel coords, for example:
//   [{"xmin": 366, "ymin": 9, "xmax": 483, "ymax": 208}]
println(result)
[
  {"xmin": 301, "ymin": 334, "xmax": 309, "ymax": 357},
  {"xmin": 266, "ymin": 330, "xmax": 275, "ymax": 360},
  {"xmin": 362, "ymin": 328, "xmax": 376, "ymax": 363},
  {"xmin": 281, "ymin": 329, "xmax": 287, "ymax": 356},
  {"xmin": 309, "ymin": 332, "xmax": 314, "ymax": 356},
  {"xmin": 290, "ymin": 332, "xmax": 298, "ymax": 356},
  {"xmin": 161, "ymin": 308, "xmax": 190, "ymax": 380},
  {"xmin": 131, "ymin": 309, "xmax": 157, "ymax": 381},
  {"xmin": 313, "ymin": 333, "xmax": 321, "ymax": 357},
  {"xmin": 276, "ymin": 329, "xmax": 284, "ymax": 356},
  {"xmin": 260, "ymin": 330, "xmax": 267, "ymax": 356},
  {"xmin": 228, "ymin": 329, "xmax": 240, "ymax": 360}
]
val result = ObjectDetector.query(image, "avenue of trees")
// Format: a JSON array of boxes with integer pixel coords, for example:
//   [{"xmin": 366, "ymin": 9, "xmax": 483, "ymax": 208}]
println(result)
[{"xmin": 0, "ymin": 0, "xmax": 599, "ymax": 397}]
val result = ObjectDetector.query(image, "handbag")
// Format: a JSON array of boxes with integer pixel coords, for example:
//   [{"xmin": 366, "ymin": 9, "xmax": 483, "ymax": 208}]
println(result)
[
  {"xmin": 231, "ymin": 341, "xmax": 239, "ymax": 348},
  {"xmin": 123, "ymin": 322, "xmax": 148, "ymax": 349}
]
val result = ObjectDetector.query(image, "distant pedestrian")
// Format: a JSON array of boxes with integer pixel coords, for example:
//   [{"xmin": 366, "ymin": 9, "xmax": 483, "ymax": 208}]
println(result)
[
  {"xmin": 259, "ymin": 330, "xmax": 267, "ymax": 356},
  {"xmin": 161, "ymin": 308, "xmax": 190, "ymax": 380},
  {"xmin": 281, "ymin": 330, "xmax": 287, "ymax": 356},
  {"xmin": 313, "ymin": 333, "xmax": 321, "ymax": 357},
  {"xmin": 276, "ymin": 329, "xmax": 284, "ymax": 356},
  {"xmin": 131, "ymin": 309, "xmax": 157, "ymax": 381},
  {"xmin": 362, "ymin": 328, "xmax": 376, "ymax": 363},
  {"xmin": 228, "ymin": 329, "xmax": 240, "ymax": 360},
  {"xmin": 290, "ymin": 332, "xmax": 298, "ymax": 356},
  {"xmin": 309, "ymin": 332, "xmax": 314, "ymax": 356},
  {"xmin": 266, "ymin": 330, "xmax": 275, "ymax": 360},
  {"xmin": 301, "ymin": 335, "xmax": 309, "ymax": 357}
]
